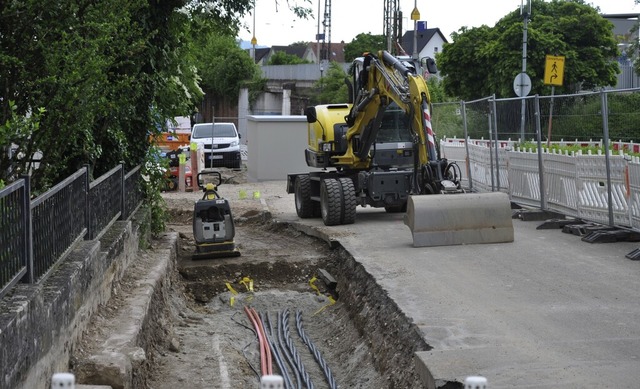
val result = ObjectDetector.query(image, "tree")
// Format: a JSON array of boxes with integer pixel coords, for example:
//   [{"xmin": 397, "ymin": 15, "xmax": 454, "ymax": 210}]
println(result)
[
  {"xmin": 438, "ymin": 0, "xmax": 619, "ymax": 100},
  {"xmin": 426, "ymin": 77, "xmax": 455, "ymax": 103},
  {"xmin": 0, "ymin": 0, "xmax": 312, "ymax": 190},
  {"xmin": 191, "ymin": 30, "xmax": 259, "ymax": 101},
  {"xmin": 314, "ymin": 61, "xmax": 349, "ymax": 104},
  {"xmin": 268, "ymin": 50, "xmax": 310, "ymax": 65},
  {"xmin": 630, "ymin": 0, "xmax": 640, "ymax": 75},
  {"xmin": 344, "ymin": 33, "xmax": 386, "ymax": 63}
]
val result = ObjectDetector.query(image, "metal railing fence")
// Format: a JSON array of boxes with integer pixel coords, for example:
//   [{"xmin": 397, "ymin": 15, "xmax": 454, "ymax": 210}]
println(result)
[
  {"xmin": 88, "ymin": 165, "xmax": 123, "ymax": 240},
  {"xmin": 1, "ymin": 164, "xmax": 143, "ymax": 298},
  {"xmin": 31, "ymin": 168, "xmax": 87, "ymax": 283},
  {"xmin": 438, "ymin": 87, "xmax": 640, "ymax": 232},
  {"xmin": 0, "ymin": 180, "xmax": 28, "ymax": 295}
]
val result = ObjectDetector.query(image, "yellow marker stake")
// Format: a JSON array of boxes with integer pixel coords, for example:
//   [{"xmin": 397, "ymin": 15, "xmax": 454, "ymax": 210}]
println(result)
[
  {"xmin": 309, "ymin": 276, "xmax": 321, "ymax": 295},
  {"xmin": 313, "ymin": 295, "xmax": 337, "ymax": 316},
  {"xmin": 226, "ymin": 282, "xmax": 238, "ymax": 295},
  {"xmin": 240, "ymin": 277, "xmax": 254, "ymax": 292}
]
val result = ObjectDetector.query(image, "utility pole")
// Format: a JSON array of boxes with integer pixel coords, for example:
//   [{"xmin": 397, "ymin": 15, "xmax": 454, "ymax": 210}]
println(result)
[
  {"xmin": 316, "ymin": 0, "xmax": 321, "ymax": 63},
  {"xmin": 321, "ymin": 0, "xmax": 331, "ymax": 64},
  {"xmin": 411, "ymin": 0, "xmax": 420, "ymax": 62},
  {"xmin": 250, "ymin": 0, "xmax": 257, "ymax": 62},
  {"xmin": 383, "ymin": 0, "xmax": 399, "ymax": 54},
  {"xmin": 520, "ymin": 0, "xmax": 531, "ymax": 140}
]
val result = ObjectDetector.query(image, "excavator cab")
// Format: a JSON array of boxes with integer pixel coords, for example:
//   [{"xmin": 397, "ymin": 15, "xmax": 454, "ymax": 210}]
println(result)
[{"xmin": 372, "ymin": 102, "xmax": 414, "ymax": 169}]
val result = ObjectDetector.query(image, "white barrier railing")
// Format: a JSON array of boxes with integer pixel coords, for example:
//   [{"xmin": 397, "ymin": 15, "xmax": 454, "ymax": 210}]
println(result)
[
  {"xmin": 576, "ymin": 153, "xmax": 629, "ymax": 226},
  {"xmin": 440, "ymin": 139, "xmax": 639, "ymax": 229},
  {"xmin": 629, "ymin": 158, "xmax": 640, "ymax": 230}
]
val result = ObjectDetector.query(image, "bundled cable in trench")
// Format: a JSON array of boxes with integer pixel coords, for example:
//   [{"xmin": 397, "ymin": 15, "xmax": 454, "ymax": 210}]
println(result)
[
  {"xmin": 276, "ymin": 310, "xmax": 302, "ymax": 389},
  {"xmin": 261, "ymin": 312, "xmax": 294, "ymax": 389},
  {"xmin": 295, "ymin": 310, "xmax": 338, "ymax": 389},
  {"xmin": 281, "ymin": 309, "xmax": 315, "ymax": 389}
]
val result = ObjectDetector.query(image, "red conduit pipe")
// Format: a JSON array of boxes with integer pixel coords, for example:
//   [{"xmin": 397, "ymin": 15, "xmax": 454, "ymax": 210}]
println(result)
[
  {"xmin": 245, "ymin": 306, "xmax": 268, "ymax": 376},
  {"xmin": 250, "ymin": 307, "xmax": 273, "ymax": 375}
]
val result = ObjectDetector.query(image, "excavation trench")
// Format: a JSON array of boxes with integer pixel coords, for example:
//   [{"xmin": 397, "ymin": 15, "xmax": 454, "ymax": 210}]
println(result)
[{"xmin": 148, "ymin": 209, "xmax": 432, "ymax": 389}]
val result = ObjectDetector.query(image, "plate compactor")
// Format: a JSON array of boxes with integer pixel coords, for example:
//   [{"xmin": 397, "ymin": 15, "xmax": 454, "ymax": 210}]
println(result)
[{"xmin": 192, "ymin": 171, "xmax": 240, "ymax": 259}]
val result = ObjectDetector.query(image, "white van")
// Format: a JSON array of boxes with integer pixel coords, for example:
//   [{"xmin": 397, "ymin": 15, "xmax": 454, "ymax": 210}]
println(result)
[{"xmin": 191, "ymin": 122, "xmax": 241, "ymax": 169}]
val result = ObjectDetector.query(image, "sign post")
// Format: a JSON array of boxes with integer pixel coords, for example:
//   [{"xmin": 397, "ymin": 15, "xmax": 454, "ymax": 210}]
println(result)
[{"xmin": 543, "ymin": 55, "xmax": 565, "ymax": 147}]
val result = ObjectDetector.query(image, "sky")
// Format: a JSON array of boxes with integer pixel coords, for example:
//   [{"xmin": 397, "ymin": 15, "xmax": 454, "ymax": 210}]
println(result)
[{"xmin": 237, "ymin": 0, "xmax": 639, "ymax": 47}]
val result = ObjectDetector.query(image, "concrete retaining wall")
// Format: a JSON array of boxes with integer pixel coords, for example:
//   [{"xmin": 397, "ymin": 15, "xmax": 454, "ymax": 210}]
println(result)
[{"xmin": 0, "ymin": 209, "xmax": 149, "ymax": 389}]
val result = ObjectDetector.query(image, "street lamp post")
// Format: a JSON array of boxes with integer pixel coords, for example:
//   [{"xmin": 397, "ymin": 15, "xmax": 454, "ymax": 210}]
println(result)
[{"xmin": 250, "ymin": 0, "xmax": 257, "ymax": 62}]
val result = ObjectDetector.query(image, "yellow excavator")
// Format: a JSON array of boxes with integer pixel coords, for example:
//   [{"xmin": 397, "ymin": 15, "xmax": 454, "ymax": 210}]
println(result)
[{"xmin": 286, "ymin": 51, "xmax": 513, "ymax": 247}]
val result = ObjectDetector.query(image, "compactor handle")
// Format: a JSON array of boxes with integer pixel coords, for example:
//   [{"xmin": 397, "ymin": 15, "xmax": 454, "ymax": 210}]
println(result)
[{"xmin": 197, "ymin": 171, "xmax": 222, "ymax": 191}]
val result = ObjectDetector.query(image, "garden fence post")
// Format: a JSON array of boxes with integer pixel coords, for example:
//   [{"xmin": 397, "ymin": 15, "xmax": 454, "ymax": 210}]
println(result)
[
  {"xmin": 21, "ymin": 174, "xmax": 34, "ymax": 283},
  {"xmin": 120, "ymin": 162, "xmax": 125, "ymax": 220},
  {"xmin": 84, "ymin": 164, "xmax": 91, "ymax": 240}
]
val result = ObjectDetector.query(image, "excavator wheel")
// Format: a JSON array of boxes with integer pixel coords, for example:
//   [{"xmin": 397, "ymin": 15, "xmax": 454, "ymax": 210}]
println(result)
[
  {"xmin": 295, "ymin": 175, "xmax": 320, "ymax": 218},
  {"xmin": 320, "ymin": 178, "xmax": 342, "ymax": 226},
  {"xmin": 404, "ymin": 192, "xmax": 514, "ymax": 247},
  {"xmin": 338, "ymin": 177, "xmax": 357, "ymax": 225}
]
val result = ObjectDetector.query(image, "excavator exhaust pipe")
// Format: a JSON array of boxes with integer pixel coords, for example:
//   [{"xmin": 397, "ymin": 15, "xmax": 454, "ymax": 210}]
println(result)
[{"xmin": 404, "ymin": 192, "xmax": 514, "ymax": 247}]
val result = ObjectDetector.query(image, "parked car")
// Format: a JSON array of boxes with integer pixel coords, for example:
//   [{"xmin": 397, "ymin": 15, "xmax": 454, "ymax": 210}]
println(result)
[{"xmin": 190, "ymin": 122, "xmax": 242, "ymax": 169}]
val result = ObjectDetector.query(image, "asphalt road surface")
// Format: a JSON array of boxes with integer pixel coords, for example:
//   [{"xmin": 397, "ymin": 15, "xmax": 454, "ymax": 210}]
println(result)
[{"xmin": 259, "ymin": 182, "xmax": 640, "ymax": 388}]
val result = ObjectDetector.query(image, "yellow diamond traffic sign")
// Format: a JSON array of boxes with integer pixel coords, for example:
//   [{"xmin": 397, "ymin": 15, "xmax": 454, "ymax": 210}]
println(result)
[{"xmin": 544, "ymin": 55, "xmax": 565, "ymax": 86}]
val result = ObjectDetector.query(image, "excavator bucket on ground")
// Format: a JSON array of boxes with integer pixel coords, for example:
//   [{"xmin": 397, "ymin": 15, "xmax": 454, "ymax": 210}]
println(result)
[{"xmin": 404, "ymin": 192, "xmax": 514, "ymax": 247}]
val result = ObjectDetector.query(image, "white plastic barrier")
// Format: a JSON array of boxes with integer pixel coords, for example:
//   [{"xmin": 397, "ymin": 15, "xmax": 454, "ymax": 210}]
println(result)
[
  {"xmin": 467, "ymin": 143, "xmax": 510, "ymax": 193},
  {"xmin": 440, "ymin": 139, "xmax": 640, "ymax": 231},
  {"xmin": 628, "ymin": 157, "xmax": 640, "ymax": 230},
  {"xmin": 543, "ymin": 150, "xmax": 580, "ymax": 217},
  {"xmin": 576, "ymin": 152, "xmax": 630, "ymax": 226},
  {"xmin": 468, "ymin": 143, "xmax": 494, "ymax": 192},
  {"xmin": 506, "ymin": 149, "xmax": 541, "ymax": 207}
]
